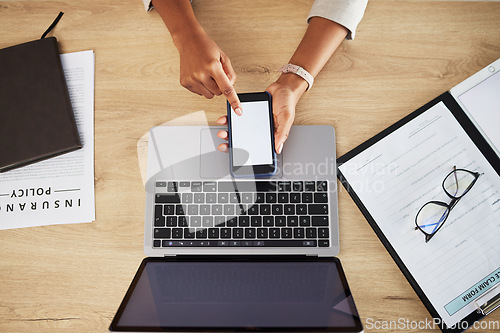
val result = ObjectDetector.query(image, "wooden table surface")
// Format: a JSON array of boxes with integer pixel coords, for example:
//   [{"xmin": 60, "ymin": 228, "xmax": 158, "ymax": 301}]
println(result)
[{"xmin": 1, "ymin": 0, "xmax": 499, "ymax": 332}]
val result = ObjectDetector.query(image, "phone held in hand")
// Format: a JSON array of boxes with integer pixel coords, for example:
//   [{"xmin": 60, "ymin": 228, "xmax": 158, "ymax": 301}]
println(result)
[{"xmin": 227, "ymin": 92, "xmax": 277, "ymax": 178}]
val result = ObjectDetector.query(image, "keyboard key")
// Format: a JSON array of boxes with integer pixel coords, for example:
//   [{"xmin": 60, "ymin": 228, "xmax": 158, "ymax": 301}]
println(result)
[
  {"xmin": 306, "ymin": 228, "xmax": 317, "ymax": 238},
  {"xmin": 241, "ymin": 193, "xmax": 253, "ymax": 203},
  {"xmin": 208, "ymin": 228, "xmax": 220, "ymax": 238},
  {"xmin": 155, "ymin": 182, "xmax": 166, "ymax": 188},
  {"xmin": 284, "ymin": 204, "xmax": 295, "ymax": 215},
  {"xmin": 287, "ymin": 216, "xmax": 299, "ymax": 226},
  {"xmin": 302, "ymin": 193, "xmax": 313, "ymax": 203},
  {"xmin": 257, "ymin": 228, "xmax": 268, "ymax": 238},
  {"xmin": 312, "ymin": 216, "xmax": 329, "ymax": 226},
  {"xmin": 215, "ymin": 216, "xmax": 226, "ymax": 227},
  {"xmin": 255, "ymin": 193, "xmax": 265, "ymax": 203},
  {"xmin": 206, "ymin": 193, "xmax": 217, "ymax": 203},
  {"xmin": 194, "ymin": 193, "xmax": 204, "ymax": 203},
  {"xmin": 155, "ymin": 194, "xmax": 180, "ymax": 203},
  {"xmin": 269, "ymin": 228, "xmax": 280, "ymax": 238},
  {"xmin": 167, "ymin": 182, "xmax": 177, "ymax": 192},
  {"xmin": 153, "ymin": 240, "xmax": 161, "ymax": 247},
  {"xmin": 201, "ymin": 216, "xmax": 213, "ymax": 228},
  {"xmin": 230, "ymin": 241, "xmax": 241, "ymax": 247},
  {"xmin": 245, "ymin": 228, "xmax": 256, "ymax": 239},
  {"xmin": 154, "ymin": 228, "xmax": 171, "ymax": 238},
  {"xmin": 290, "ymin": 193, "xmax": 301, "ymax": 203},
  {"xmin": 309, "ymin": 204, "xmax": 328, "ymax": 215},
  {"xmin": 218, "ymin": 193, "xmax": 229, "ymax": 203},
  {"xmin": 238, "ymin": 216, "xmax": 250, "ymax": 227},
  {"xmin": 305, "ymin": 181, "xmax": 316, "ymax": 191},
  {"xmin": 175, "ymin": 205, "xmax": 185, "ymax": 215},
  {"xmin": 172, "ymin": 228, "xmax": 183, "ymax": 238},
  {"xmin": 154, "ymin": 216, "xmax": 165, "ymax": 227},
  {"xmin": 218, "ymin": 240, "xmax": 229, "ymax": 246},
  {"xmin": 278, "ymin": 181, "xmax": 291, "ymax": 192},
  {"xmin": 191, "ymin": 182, "xmax": 202, "ymax": 192},
  {"xmin": 294, "ymin": 228, "xmax": 305, "ymax": 238},
  {"xmin": 224, "ymin": 204, "xmax": 235, "ymax": 216},
  {"xmin": 260, "ymin": 204, "xmax": 271, "ymax": 215},
  {"xmin": 296, "ymin": 204, "xmax": 307, "ymax": 214},
  {"xmin": 281, "ymin": 228, "xmax": 292, "ymax": 238},
  {"xmin": 189, "ymin": 216, "xmax": 201, "ymax": 227},
  {"xmin": 203, "ymin": 182, "xmax": 217, "ymax": 192},
  {"xmin": 166, "ymin": 216, "xmax": 177, "ymax": 227},
  {"xmin": 314, "ymin": 192, "xmax": 328, "ymax": 203},
  {"xmin": 178, "ymin": 216, "xmax": 188, "ymax": 227},
  {"xmin": 237, "ymin": 205, "xmax": 247, "ymax": 215},
  {"xmin": 319, "ymin": 240, "xmax": 330, "ymax": 247},
  {"xmin": 318, "ymin": 228, "xmax": 329, "ymax": 238},
  {"xmin": 251, "ymin": 216, "xmax": 262, "ymax": 227},
  {"xmin": 184, "ymin": 228, "xmax": 195, "ymax": 238},
  {"xmin": 263, "ymin": 216, "xmax": 274, "ymax": 227},
  {"xmin": 278, "ymin": 193, "xmax": 289, "ymax": 203},
  {"xmin": 155, "ymin": 204, "xmax": 163, "ymax": 217},
  {"xmin": 247, "ymin": 205, "xmax": 259, "ymax": 215},
  {"xmin": 163, "ymin": 204, "xmax": 175, "ymax": 215},
  {"xmin": 181, "ymin": 193, "xmax": 193, "ymax": 203},
  {"xmin": 221, "ymin": 228, "xmax": 232, "ymax": 238},
  {"xmin": 272, "ymin": 204, "xmax": 283, "ymax": 215},
  {"xmin": 266, "ymin": 193, "xmax": 277, "ymax": 203},
  {"xmin": 200, "ymin": 205, "xmax": 210, "ymax": 215},
  {"xmin": 196, "ymin": 228, "xmax": 207, "ymax": 239},
  {"xmin": 230, "ymin": 193, "xmax": 240, "ymax": 203},
  {"xmin": 179, "ymin": 181, "xmax": 190, "ymax": 187},
  {"xmin": 212, "ymin": 205, "xmax": 222, "ymax": 215},
  {"xmin": 299, "ymin": 216, "xmax": 311, "ymax": 226},
  {"xmin": 187, "ymin": 205, "xmax": 198, "ymax": 215},
  {"xmin": 275, "ymin": 216, "xmax": 286, "ymax": 227},
  {"xmin": 226, "ymin": 217, "xmax": 238, "ymax": 227},
  {"xmin": 317, "ymin": 181, "xmax": 328, "ymax": 191},
  {"xmin": 292, "ymin": 181, "xmax": 303, "ymax": 191}
]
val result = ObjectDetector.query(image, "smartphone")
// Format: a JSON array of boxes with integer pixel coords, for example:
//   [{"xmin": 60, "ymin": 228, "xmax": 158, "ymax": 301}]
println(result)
[{"xmin": 227, "ymin": 92, "xmax": 277, "ymax": 178}]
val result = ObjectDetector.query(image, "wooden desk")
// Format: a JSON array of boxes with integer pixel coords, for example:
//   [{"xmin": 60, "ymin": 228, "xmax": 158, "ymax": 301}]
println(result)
[{"xmin": 1, "ymin": 0, "xmax": 499, "ymax": 331}]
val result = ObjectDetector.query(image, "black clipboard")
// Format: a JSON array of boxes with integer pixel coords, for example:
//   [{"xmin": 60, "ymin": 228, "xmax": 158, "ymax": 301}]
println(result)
[{"xmin": 337, "ymin": 91, "xmax": 500, "ymax": 333}]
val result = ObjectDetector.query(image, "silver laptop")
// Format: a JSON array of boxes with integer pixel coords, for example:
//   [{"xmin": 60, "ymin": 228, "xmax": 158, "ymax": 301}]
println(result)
[{"xmin": 144, "ymin": 125, "xmax": 339, "ymax": 257}]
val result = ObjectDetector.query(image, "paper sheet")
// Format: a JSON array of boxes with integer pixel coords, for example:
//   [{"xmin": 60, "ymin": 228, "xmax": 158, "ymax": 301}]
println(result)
[
  {"xmin": 339, "ymin": 102, "xmax": 500, "ymax": 327},
  {"xmin": 0, "ymin": 50, "xmax": 95, "ymax": 229}
]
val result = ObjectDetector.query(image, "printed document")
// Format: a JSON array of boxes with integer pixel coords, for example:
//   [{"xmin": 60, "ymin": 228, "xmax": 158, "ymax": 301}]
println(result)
[
  {"xmin": 0, "ymin": 50, "xmax": 95, "ymax": 229},
  {"xmin": 339, "ymin": 102, "xmax": 500, "ymax": 327}
]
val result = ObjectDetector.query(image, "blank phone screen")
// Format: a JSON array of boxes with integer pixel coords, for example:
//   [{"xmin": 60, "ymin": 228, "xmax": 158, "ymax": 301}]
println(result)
[{"xmin": 230, "ymin": 101, "xmax": 273, "ymax": 167}]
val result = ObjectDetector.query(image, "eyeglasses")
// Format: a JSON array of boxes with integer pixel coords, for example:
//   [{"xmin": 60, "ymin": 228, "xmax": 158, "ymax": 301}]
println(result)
[{"xmin": 415, "ymin": 166, "xmax": 481, "ymax": 243}]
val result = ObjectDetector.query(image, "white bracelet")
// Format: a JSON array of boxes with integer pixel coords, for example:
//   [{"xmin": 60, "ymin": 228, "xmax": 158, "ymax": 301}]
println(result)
[{"xmin": 279, "ymin": 64, "xmax": 314, "ymax": 91}]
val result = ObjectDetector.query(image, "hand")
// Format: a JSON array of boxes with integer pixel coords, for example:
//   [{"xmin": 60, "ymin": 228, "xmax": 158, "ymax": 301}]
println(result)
[
  {"xmin": 174, "ymin": 29, "xmax": 242, "ymax": 114},
  {"xmin": 216, "ymin": 73, "xmax": 307, "ymax": 154}
]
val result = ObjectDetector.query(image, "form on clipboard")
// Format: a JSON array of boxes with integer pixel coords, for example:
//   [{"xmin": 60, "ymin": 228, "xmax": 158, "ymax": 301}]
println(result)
[{"xmin": 337, "ymin": 59, "xmax": 500, "ymax": 333}]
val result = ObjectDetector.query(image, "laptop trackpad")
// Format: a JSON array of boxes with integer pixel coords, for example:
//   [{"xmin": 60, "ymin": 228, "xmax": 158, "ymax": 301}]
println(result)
[{"xmin": 200, "ymin": 128, "xmax": 229, "ymax": 178}]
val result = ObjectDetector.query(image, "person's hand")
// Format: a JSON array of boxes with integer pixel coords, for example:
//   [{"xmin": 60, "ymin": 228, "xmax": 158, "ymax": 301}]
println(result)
[
  {"xmin": 216, "ymin": 73, "xmax": 308, "ymax": 154},
  {"xmin": 173, "ymin": 28, "xmax": 242, "ymax": 115}
]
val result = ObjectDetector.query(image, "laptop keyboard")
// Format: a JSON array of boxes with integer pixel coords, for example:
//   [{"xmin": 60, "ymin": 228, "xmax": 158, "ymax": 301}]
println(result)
[{"xmin": 152, "ymin": 181, "xmax": 330, "ymax": 248}]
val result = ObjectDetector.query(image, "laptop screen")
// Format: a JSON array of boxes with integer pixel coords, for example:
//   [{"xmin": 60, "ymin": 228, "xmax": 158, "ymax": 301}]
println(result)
[{"xmin": 110, "ymin": 257, "xmax": 363, "ymax": 332}]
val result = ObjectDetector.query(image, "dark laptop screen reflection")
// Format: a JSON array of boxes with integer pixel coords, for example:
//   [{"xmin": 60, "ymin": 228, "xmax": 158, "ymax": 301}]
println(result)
[{"xmin": 117, "ymin": 261, "xmax": 361, "ymax": 329}]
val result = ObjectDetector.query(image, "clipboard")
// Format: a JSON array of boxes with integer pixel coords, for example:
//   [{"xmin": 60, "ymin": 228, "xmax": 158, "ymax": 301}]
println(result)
[{"xmin": 337, "ymin": 78, "xmax": 500, "ymax": 330}]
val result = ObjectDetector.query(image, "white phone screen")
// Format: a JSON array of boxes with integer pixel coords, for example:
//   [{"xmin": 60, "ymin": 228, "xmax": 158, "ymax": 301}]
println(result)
[{"xmin": 230, "ymin": 101, "xmax": 273, "ymax": 167}]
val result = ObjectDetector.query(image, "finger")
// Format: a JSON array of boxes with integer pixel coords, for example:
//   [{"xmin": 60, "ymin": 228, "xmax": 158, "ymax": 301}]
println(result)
[
  {"xmin": 216, "ymin": 115, "xmax": 228, "ymax": 125},
  {"xmin": 274, "ymin": 110, "xmax": 294, "ymax": 155},
  {"xmin": 220, "ymin": 52, "xmax": 237, "ymax": 85},
  {"xmin": 217, "ymin": 143, "xmax": 229, "ymax": 153},
  {"xmin": 212, "ymin": 63, "xmax": 242, "ymax": 116},
  {"xmin": 202, "ymin": 76, "xmax": 222, "ymax": 96},
  {"xmin": 217, "ymin": 130, "xmax": 228, "ymax": 140},
  {"xmin": 184, "ymin": 80, "xmax": 215, "ymax": 99}
]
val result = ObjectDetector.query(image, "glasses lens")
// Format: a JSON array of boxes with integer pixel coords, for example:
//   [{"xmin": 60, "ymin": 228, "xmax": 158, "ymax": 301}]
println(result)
[
  {"xmin": 443, "ymin": 170, "xmax": 476, "ymax": 198},
  {"xmin": 416, "ymin": 202, "xmax": 449, "ymax": 235}
]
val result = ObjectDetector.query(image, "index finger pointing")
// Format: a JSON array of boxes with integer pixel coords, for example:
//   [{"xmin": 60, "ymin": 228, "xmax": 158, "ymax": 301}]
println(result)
[{"xmin": 212, "ymin": 65, "xmax": 242, "ymax": 116}]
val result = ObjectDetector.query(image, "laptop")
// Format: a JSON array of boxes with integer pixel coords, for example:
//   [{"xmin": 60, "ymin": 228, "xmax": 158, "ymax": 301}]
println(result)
[{"xmin": 110, "ymin": 125, "xmax": 364, "ymax": 332}]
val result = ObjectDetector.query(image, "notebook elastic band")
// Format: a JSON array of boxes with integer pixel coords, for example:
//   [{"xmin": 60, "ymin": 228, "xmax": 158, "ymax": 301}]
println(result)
[{"xmin": 41, "ymin": 12, "xmax": 64, "ymax": 39}]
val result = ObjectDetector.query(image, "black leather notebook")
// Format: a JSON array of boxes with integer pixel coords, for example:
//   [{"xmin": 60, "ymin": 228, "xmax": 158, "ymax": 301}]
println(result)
[{"xmin": 0, "ymin": 36, "xmax": 81, "ymax": 173}]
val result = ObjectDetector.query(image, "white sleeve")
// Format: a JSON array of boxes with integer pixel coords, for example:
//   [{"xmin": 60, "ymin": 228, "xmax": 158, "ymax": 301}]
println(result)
[
  {"xmin": 143, "ymin": 0, "xmax": 153, "ymax": 12},
  {"xmin": 307, "ymin": 0, "xmax": 368, "ymax": 40}
]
